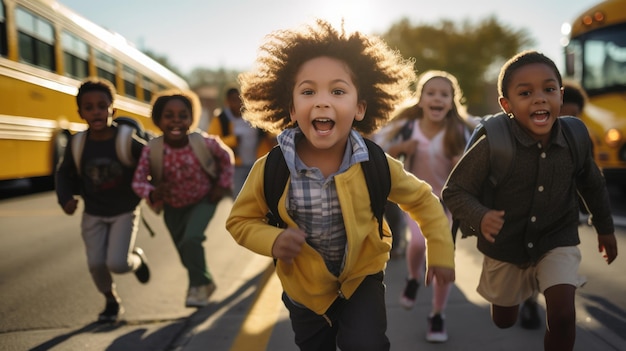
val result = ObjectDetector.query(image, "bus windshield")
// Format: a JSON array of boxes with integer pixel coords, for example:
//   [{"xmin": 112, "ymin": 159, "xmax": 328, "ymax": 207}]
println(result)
[{"xmin": 573, "ymin": 23, "xmax": 626, "ymax": 96}]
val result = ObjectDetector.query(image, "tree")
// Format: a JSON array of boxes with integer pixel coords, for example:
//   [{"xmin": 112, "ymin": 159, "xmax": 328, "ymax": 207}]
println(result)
[{"xmin": 382, "ymin": 16, "xmax": 534, "ymax": 115}]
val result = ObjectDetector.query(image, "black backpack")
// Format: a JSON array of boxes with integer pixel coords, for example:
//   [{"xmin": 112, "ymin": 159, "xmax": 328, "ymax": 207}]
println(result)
[
  {"xmin": 263, "ymin": 138, "xmax": 391, "ymax": 239},
  {"xmin": 451, "ymin": 113, "xmax": 590, "ymax": 241}
]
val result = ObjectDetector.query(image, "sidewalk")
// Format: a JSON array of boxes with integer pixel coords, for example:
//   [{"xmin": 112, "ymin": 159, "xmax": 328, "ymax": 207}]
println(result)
[{"xmin": 177, "ymin": 234, "xmax": 626, "ymax": 351}]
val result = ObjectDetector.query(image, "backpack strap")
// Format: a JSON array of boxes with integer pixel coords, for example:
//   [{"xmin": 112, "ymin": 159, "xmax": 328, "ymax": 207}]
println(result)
[
  {"xmin": 560, "ymin": 116, "xmax": 592, "ymax": 214},
  {"xmin": 560, "ymin": 116, "xmax": 589, "ymax": 176},
  {"xmin": 71, "ymin": 131, "xmax": 87, "ymax": 176},
  {"xmin": 262, "ymin": 139, "xmax": 391, "ymax": 239},
  {"xmin": 480, "ymin": 113, "xmax": 515, "ymax": 188},
  {"xmin": 362, "ymin": 138, "xmax": 391, "ymax": 239},
  {"xmin": 264, "ymin": 145, "xmax": 289, "ymax": 228},
  {"xmin": 451, "ymin": 113, "xmax": 514, "ymax": 241},
  {"xmin": 71, "ymin": 130, "xmax": 87, "ymax": 176},
  {"xmin": 148, "ymin": 137, "xmax": 164, "ymax": 185},
  {"xmin": 218, "ymin": 112, "xmax": 231, "ymax": 137},
  {"xmin": 148, "ymin": 133, "xmax": 217, "ymax": 186},
  {"xmin": 115, "ymin": 123, "xmax": 138, "ymax": 168},
  {"xmin": 188, "ymin": 132, "xmax": 217, "ymax": 179}
]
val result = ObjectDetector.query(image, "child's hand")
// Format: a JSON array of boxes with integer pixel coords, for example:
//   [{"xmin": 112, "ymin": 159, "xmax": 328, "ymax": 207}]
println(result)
[
  {"xmin": 63, "ymin": 198, "xmax": 79, "ymax": 215},
  {"xmin": 480, "ymin": 210, "xmax": 505, "ymax": 243},
  {"xmin": 272, "ymin": 228, "xmax": 307, "ymax": 265},
  {"xmin": 597, "ymin": 233, "xmax": 618, "ymax": 264},
  {"xmin": 425, "ymin": 266, "xmax": 455, "ymax": 286}
]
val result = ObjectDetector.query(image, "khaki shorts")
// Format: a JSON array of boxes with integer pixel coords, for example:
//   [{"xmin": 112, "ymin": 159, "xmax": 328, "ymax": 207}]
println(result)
[{"xmin": 477, "ymin": 246, "xmax": 586, "ymax": 307}]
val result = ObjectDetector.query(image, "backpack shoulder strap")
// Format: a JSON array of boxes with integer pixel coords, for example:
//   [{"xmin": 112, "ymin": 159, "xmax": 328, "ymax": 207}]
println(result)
[
  {"xmin": 115, "ymin": 124, "xmax": 137, "ymax": 168},
  {"xmin": 262, "ymin": 139, "xmax": 391, "ymax": 238},
  {"xmin": 560, "ymin": 116, "xmax": 589, "ymax": 175},
  {"xmin": 148, "ymin": 137, "xmax": 164, "ymax": 185},
  {"xmin": 480, "ymin": 113, "xmax": 515, "ymax": 187},
  {"xmin": 362, "ymin": 138, "xmax": 391, "ymax": 239},
  {"xmin": 71, "ymin": 131, "xmax": 87, "ymax": 176},
  {"xmin": 264, "ymin": 145, "xmax": 289, "ymax": 228},
  {"xmin": 451, "ymin": 113, "xmax": 514, "ymax": 241},
  {"xmin": 218, "ymin": 112, "xmax": 231, "ymax": 137},
  {"xmin": 188, "ymin": 132, "xmax": 217, "ymax": 179}
]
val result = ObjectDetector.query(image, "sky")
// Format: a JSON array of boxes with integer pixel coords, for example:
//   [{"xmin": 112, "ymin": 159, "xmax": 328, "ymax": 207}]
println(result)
[{"xmin": 58, "ymin": 0, "xmax": 600, "ymax": 75}]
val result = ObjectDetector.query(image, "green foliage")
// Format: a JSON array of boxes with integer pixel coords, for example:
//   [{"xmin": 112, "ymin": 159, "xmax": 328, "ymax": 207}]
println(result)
[{"xmin": 382, "ymin": 16, "xmax": 535, "ymax": 115}]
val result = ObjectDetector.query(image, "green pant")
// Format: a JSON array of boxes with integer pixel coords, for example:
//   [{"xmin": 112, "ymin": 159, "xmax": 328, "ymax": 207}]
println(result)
[{"xmin": 163, "ymin": 198, "xmax": 216, "ymax": 287}]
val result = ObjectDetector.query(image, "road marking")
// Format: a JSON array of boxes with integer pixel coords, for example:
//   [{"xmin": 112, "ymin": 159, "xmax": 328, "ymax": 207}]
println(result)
[{"xmin": 230, "ymin": 262, "xmax": 283, "ymax": 351}]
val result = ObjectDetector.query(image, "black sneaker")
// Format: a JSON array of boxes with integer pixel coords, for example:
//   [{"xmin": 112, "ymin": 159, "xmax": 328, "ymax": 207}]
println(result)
[
  {"xmin": 133, "ymin": 247, "xmax": 150, "ymax": 284},
  {"xmin": 98, "ymin": 299, "xmax": 123, "ymax": 323},
  {"xmin": 519, "ymin": 298, "xmax": 541, "ymax": 329},
  {"xmin": 426, "ymin": 313, "xmax": 448, "ymax": 342},
  {"xmin": 399, "ymin": 278, "xmax": 419, "ymax": 310}
]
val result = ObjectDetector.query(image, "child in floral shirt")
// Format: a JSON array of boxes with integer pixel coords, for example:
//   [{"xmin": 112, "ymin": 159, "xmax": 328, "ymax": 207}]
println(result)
[{"xmin": 132, "ymin": 90, "xmax": 234, "ymax": 308}]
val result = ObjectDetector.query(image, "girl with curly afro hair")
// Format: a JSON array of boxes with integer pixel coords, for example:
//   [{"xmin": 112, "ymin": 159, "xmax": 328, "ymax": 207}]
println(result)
[{"xmin": 227, "ymin": 19, "xmax": 455, "ymax": 351}]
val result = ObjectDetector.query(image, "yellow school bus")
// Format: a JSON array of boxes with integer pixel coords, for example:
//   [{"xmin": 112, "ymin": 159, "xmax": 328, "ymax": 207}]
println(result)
[
  {"xmin": 563, "ymin": 0, "xmax": 626, "ymax": 185},
  {"xmin": 0, "ymin": 0, "xmax": 188, "ymax": 182}
]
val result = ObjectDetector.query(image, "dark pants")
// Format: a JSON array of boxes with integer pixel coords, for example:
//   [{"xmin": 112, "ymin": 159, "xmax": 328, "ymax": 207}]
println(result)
[
  {"xmin": 163, "ymin": 198, "xmax": 216, "ymax": 287},
  {"xmin": 282, "ymin": 272, "xmax": 390, "ymax": 351}
]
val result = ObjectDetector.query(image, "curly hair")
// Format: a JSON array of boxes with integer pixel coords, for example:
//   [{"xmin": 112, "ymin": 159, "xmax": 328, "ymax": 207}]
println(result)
[
  {"xmin": 239, "ymin": 19, "xmax": 416, "ymax": 135},
  {"xmin": 150, "ymin": 89, "xmax": 201, "ymax": 132}
]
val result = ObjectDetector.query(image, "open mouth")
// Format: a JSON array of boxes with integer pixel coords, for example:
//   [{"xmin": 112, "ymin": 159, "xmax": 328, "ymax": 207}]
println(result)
[
  {"xmin": 312, "ymin": 118, "xmax": 335, "ymax": 133},
  {"xmin": 531, "ymin": 110, "xmax": 550, "ymax": 123},
  {"xmin": 168, "ymin": 127, "xmax": 185, "ymax": 136}
]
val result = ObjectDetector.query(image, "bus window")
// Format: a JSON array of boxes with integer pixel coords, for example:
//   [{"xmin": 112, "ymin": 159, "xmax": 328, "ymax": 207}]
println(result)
[
  {"xmin": 580, "ymin": 24, "xmax": 626, "ymax": 94},
  {"xmin": 123, "ymin": 65, "xmax": 137, "ymax": 98},
  {"xmin": 95, "ymin": 50, "xmax": 116, "ymax": 86},
  {"xmin": 1, "ymin": 1, "xmax": 7, "ymax": 57},
  {"xmin": 142, "ymin": 76, "xmax": 153, "ymax": 102},
  {"xmin": 61, "ymin": 31, "xmax": 88, "ymax": 79},
  {"xmin": 16, "ymin": 7, "xmax": 55, "ymax": 72}
]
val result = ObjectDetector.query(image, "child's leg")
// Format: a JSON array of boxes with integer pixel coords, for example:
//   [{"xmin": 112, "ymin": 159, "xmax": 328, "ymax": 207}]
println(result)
[
  {"xmin": 180, "ymin": 199, "xmax": 217, "ymax": 287},
  {"xmin": 106, "ymin": 207, "xmax": 141, "ymax": 274},
  {"xmin": 543, "ymin": 284, "xmax": 576, "ymax": 351},
  {"xmin": 477, "ymin": 256, "xmax": 535, "ymax": 328},
  {"xmin": 431, "ymin": 279, "xmax": 452, "ymax": 314},
  {"xmin": 282, "ymin": 292, "xmax": 338, "ymax": 351},
  {"xmin": 336, "ymin": 272, "xmax": 390, "ymax": 351},
  {"xmin": 404, "ymin": 212, "xmax": 425, "ymax": 280},
  {"xmin": 536, "ymin": 246, "xmax": 584, "ymax": 351},
  {"xmin": 81, "ymin": 212, "xmax": 114, "ymax": 294}
]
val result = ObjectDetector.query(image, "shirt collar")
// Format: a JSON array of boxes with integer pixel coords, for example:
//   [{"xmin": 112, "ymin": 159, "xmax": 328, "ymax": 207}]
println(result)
[
  {"xmin": 276, "ymin": 127, "xmax": 369, "ymax": 175},
  {"xmin": 510, "ymin": 117, "xmax": 567, "ymax": 148}
]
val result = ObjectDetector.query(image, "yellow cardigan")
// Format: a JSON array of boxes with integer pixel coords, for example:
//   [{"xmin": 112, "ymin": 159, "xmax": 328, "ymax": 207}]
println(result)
[{"xmin": 226, "ymin": 152, "xmax": 454, "ymax": 315}]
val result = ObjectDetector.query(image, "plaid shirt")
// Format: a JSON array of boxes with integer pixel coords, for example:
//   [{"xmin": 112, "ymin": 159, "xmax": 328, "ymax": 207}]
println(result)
[{"xmin": 277, "ymin": 128, "xmax": 369, "ymax": 276}]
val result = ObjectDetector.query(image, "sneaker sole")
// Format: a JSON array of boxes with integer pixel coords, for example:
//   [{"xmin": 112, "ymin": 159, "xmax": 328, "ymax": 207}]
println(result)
[
  {"xmin": 426, "ymin": 334, "xmax": 448, "ymax": 343},
  {"xmin": 399, "ymin": 297, "xmax": 416, "ymax": 310},
  {"xmin": 97, "ymin": 306, "xmax": 124, "ymax": 323}
]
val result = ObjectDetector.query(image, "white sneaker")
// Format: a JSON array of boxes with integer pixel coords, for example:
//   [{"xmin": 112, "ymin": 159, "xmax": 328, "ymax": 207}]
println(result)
[{"xmin": 185, "ymin": 282, "xmax": 216, "ymax": 308}]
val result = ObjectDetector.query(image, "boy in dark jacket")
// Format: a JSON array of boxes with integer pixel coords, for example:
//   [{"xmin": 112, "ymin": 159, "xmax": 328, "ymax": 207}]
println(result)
[{"xmin": 442, "ymin": 51, "xmax": 617, "ymax": 350}]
